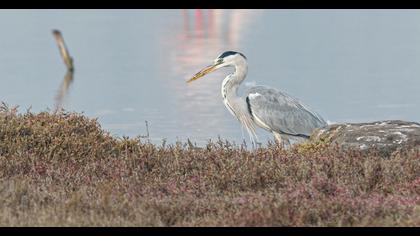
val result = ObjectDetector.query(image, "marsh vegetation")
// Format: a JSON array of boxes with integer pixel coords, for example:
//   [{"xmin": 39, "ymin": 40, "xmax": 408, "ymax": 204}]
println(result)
[{"xmin": 0, "ymin": 104, "xmax": 418, "ymax": 226}]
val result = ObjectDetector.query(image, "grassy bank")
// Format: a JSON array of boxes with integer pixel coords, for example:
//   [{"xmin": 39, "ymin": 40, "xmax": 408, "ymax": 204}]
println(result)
[{"xmin": 0, "ymin": 103, "xmax": 419, "ymax": 226}]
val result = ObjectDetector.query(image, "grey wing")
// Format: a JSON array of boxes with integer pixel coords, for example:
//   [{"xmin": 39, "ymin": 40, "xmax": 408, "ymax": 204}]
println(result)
[{"xmin": 246, "ymin": 85, "xmax": 327, "ymax": 137}]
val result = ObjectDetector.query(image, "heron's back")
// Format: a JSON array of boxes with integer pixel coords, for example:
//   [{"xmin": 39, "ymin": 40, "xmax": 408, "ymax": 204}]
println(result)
[{"xmin": 246, "ymin": 85, "xmax": 327, "ymax": 137}]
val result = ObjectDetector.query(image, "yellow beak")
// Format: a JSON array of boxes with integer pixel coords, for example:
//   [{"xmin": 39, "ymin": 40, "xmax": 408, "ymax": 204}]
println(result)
[{"xmin": 187, "ymin": 62, "xmax": 220, "ymax": 83}]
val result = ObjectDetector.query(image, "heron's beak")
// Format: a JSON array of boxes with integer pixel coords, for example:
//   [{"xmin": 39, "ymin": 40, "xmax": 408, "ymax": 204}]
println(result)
[{"xmin": 187, "ymin": 61, "xmax": 222, "ymax": 83}]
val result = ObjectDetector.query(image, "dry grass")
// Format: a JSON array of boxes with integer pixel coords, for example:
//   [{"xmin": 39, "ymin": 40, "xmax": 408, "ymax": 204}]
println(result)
[{"xmin": 0, "ymin": 103, "xmax": 419, "ymax": 226}]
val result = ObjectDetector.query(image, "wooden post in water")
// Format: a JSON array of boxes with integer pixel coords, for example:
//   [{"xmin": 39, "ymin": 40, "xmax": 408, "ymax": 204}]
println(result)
[
  {"xmin": 52, "ymin": 29, "xmax": 74, "ymax": 72},
  {"xmin": 52, "ymin": 29, "xmax": 75, "ymax": 112}
]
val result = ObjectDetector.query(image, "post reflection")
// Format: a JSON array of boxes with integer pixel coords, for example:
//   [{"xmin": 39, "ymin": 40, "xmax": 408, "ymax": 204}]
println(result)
[{"xmin": 54, "ymin": 70, "xmax": 74, "ymax": 112}]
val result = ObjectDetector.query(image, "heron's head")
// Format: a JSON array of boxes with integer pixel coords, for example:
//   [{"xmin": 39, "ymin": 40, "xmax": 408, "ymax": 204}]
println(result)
[{"xmin": 187, "ymin": 51, "xmax": 247, "ymax": 83}]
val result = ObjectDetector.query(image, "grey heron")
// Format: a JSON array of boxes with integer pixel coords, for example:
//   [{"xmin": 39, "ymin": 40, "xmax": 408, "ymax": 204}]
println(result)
[{"xmin": 187, "ymin": 51, "xmax": 327, "ymax": 145}]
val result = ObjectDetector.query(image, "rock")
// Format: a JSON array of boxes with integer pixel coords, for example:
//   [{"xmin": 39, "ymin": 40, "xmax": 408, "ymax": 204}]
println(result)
[{"xmin": 310, "ymin": 120, "xmax": 420, "ymax": 156}]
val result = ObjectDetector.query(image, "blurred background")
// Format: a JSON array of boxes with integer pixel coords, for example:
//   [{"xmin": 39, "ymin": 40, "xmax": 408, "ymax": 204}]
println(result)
[{"xmin": 1, "ymin": 9, "xmax": 420, "ymax": 145}]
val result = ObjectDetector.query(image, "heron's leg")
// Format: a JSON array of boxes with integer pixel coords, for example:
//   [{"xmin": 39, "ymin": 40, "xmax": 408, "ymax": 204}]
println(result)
[
  {"xmin": 273, "ymin": 132, "xmax": 293, "ymax": 149},
  {"xmin": 273, "ymin": 132, "xmax": 284, "ymax": 147},
  {"xmin": 283, "ymin": 136, "xmax": 291, "ymax": 148}
]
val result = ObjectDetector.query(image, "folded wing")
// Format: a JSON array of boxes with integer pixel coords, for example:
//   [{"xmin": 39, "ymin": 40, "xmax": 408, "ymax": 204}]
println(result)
[{"xmin": 246, "ymin": 85, "xmax": 327, "ymax": 137}]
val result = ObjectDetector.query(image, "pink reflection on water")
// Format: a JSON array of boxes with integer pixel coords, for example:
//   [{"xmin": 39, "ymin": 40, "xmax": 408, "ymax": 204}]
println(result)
[
  {"xmin": 170, "ymin": 9, "xmax": 263, "ymax": 80},
  {"xmin": 158, "ymin": 9, "xmax": 262, "ymax": 142},
  {"xmin": 195, "ymin": 9, "xmax": 203, "ymax": 37}
]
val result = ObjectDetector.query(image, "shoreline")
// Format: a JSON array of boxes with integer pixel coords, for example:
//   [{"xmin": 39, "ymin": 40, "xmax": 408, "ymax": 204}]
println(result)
[{"xmin": 0, "ymin": 105, "xmax": 419, "ymax": 226}]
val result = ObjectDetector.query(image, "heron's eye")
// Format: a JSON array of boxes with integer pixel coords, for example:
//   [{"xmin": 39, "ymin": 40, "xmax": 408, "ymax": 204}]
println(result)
[{"xmin": 215, "ymin": 58, "xmax": 223, "ymax": 64}]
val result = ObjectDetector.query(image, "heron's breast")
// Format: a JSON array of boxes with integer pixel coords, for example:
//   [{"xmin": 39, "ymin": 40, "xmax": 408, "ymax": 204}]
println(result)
[{"xmin": 223, "ymin": 99, "xmax": 237, "ymax": 118}]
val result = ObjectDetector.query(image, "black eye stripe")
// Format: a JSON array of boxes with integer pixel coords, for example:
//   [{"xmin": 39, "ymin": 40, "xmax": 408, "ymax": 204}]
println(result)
[
  {"xmin": 219, "ymin": 51, "xmax": 237, "ymax": 58},
  {"xmin": 217, "ymin": 51, "xmax": 247, "ymax": 60}
]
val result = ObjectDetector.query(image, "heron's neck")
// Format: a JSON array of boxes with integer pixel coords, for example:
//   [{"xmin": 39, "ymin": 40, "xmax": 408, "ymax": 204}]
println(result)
[
  {"xmin": 221, "ymin": 60, "xmax": 257, "ymax": 142},
  {"xmin": 221, "ymin": 60, "xmax": 248, "ymax": 99}
]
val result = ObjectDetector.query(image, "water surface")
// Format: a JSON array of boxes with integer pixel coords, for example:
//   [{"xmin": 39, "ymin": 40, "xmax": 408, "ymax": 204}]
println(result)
[{"xmin": 1, "ymin": 9, "xmax": 420, "ymax": 145}]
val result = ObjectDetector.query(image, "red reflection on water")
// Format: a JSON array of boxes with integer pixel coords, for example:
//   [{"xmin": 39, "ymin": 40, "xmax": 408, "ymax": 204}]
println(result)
[
  {"xmin": 157, "ymin": 10, "xmax": 262, "ymax": 140},
  {"xmin": 172, "ymin": 9, "xmax": 261, "ymax": 79},
  {"xmin": 166, "ymin": 9, "xmax": 263, "ymax": 92},
  {"xmin": 195, "ymin": 9, "xmax": 203, "ymax": 37}
]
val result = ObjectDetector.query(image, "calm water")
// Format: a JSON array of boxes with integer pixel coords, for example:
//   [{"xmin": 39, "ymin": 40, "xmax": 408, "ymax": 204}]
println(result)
[{"xmin": 1, "ymin": 9, "xmax": 420, "ymax": 145}]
